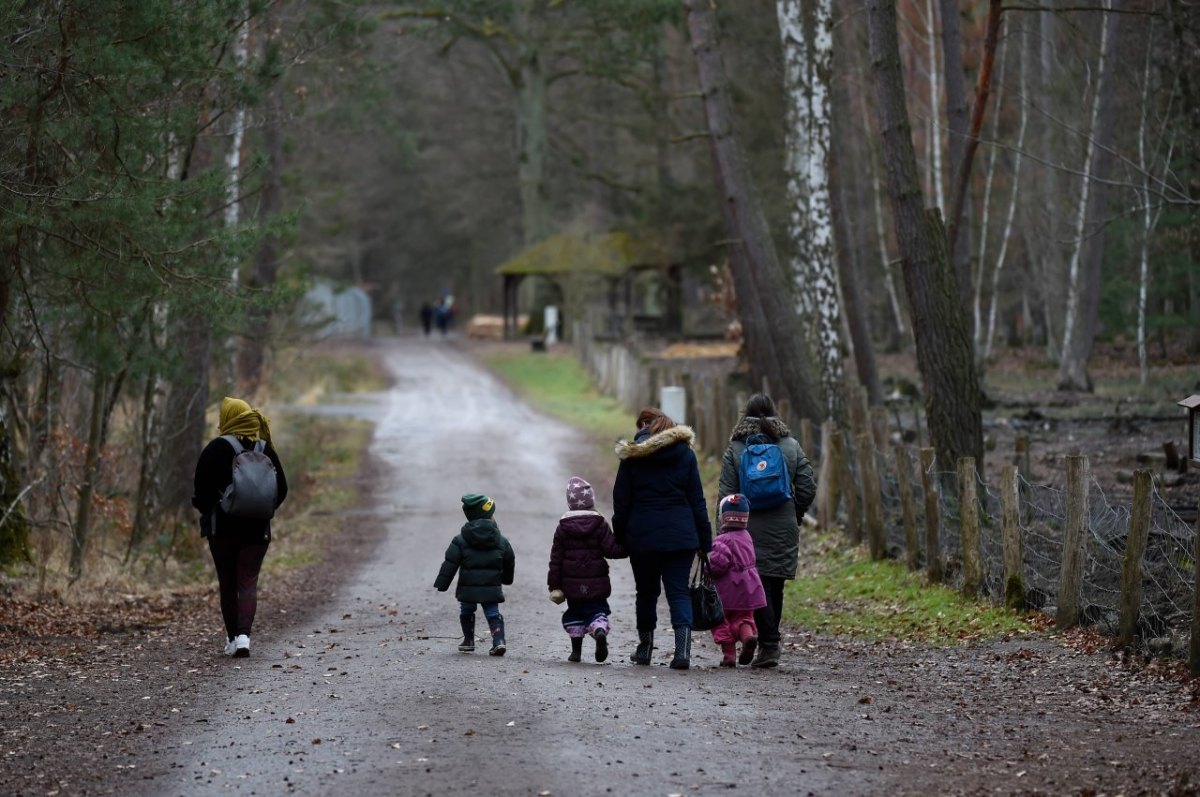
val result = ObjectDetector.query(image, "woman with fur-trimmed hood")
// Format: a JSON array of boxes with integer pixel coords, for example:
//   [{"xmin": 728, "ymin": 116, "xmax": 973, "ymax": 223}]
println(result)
[
  {"xmin": 613, "ymin": 407, "xmax": 712, "ymax": 670},
  {"xmin": 718, "ymin": 393, "xmax": 815, "ymax": 668}
]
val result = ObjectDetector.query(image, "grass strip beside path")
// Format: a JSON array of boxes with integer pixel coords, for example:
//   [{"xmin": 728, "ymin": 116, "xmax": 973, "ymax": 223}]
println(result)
[
  {"xmin": 785, "ymin": 539, "xmax": 1039, "ymax": 645},
  {"xmin": 478, "ymin": 348, "xmax": 634, "ymax": 445}
]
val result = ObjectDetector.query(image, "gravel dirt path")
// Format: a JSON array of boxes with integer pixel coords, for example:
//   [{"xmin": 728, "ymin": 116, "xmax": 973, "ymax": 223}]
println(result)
[{"xmin": 2, "ymin": 338, "xmax": 1198, "ymax": 797}]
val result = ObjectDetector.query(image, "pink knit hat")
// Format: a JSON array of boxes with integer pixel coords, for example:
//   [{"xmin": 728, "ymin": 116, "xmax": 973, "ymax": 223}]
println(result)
[{"xmin": 566, "ymin": 476, "xmax": 595, "ymax": 510}]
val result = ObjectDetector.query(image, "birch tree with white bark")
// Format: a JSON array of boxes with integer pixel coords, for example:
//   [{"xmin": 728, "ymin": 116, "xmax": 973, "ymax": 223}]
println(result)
[
  {"xmin": 777, "ymin": 0, "xmax": 844, "ymax": 420},
  {"xmin": 1058, "ymin": 0, "xmax": 1122, "ymax": 391}
]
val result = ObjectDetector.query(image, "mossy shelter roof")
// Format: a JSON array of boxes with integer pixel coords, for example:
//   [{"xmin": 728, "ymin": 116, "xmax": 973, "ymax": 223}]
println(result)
[{"xmin": 493, "ymin": 231, "xmax": 677, "ymax": 278}]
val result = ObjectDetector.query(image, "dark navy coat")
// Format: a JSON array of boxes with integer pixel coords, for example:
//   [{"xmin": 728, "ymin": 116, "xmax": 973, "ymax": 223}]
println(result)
[{"xmin": 612, "ymin": 425, "xmax": 712, "ymax": 554}]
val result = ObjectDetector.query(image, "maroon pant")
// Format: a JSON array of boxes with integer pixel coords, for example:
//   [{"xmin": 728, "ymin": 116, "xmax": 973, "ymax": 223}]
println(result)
[{"xmin": 208, "ymin": 534, "xmax": 269, "ymax": 639}]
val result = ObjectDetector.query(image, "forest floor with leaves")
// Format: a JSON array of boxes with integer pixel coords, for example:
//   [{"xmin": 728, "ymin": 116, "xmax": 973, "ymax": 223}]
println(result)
[{"xmin": 0, "ymin": 337, "xmax": 1199, "ymax": 796}]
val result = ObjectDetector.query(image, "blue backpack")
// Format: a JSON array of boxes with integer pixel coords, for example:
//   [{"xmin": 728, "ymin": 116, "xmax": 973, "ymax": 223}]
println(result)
[{"xmin": 738, "ymin": 434, "xmax": 792, "ymax": 510}]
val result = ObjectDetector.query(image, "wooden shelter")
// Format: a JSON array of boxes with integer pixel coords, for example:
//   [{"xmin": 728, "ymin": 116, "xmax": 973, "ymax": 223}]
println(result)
[{"xmin": 495, "ymin": 231, "xmax": 683, "ymax": 339}]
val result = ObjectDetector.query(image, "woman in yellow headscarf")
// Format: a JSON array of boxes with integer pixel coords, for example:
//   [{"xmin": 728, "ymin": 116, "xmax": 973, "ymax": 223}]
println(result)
[{"xmin": 193, "ymin": 397, "xmax": 288, "ymax": 658}]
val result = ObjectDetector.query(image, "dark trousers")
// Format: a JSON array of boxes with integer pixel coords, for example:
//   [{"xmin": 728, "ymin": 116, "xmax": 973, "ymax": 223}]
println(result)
[
  {"xmin": 630, "ymin": 550, "xmax": 695, "ymax": 631},
  {"xmin": 754, "ymin": 575, "xmax": 786, "ymax": 645},
  {"xmin": 208, "ymin": 535, "xmax": 269, "ymax": 639},
  {"xmin": 459, "ymin": 602, "xmax": 501, "ymax": 623}
]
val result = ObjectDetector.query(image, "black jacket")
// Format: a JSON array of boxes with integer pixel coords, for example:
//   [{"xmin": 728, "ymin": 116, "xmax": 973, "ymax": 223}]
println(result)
[
  {"xmin": 718, "ymin": 416, "xmax": 816, "ymax": 579},
  {"xmin": 612, "ymin": 425, "xmax": 712, "ymax": 554},
  {"xmin": 192, "ymin": 436, "xmax": 288, "ymax": 543},
  {"xmin": 434, "ymin": 519, "xmax": 516, "ymax": 604}
]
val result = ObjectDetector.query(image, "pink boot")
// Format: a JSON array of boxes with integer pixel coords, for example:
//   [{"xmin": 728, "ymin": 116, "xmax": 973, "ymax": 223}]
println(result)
[{"xmin": 720, "ymin": 643, "xmax": 737, "ymax": 668}]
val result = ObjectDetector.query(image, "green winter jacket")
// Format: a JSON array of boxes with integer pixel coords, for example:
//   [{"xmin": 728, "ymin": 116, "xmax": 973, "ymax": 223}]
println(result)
[
  {"xmin": 718, "ymin": 416, "xmax": 816, "ymax": 580},
  {"xmin": 434, "ymin": 519, "xmax": 516, "ymax": 604}
]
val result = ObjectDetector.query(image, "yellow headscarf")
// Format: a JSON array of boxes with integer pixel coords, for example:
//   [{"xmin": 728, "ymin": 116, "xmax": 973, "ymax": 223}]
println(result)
[{"xmin": 218, "ymin": 396, "xmax": 273, "ymax": 444}]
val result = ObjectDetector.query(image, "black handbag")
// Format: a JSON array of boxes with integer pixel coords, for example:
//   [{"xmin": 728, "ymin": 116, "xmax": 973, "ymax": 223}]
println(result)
[{"xmin": 690, "ymin": 552, "xmax": 725, "ymax": 632}]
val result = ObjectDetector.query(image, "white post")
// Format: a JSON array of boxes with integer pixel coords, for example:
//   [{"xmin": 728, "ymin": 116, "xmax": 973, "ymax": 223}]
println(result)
[
  {"xmin": 660, "ymin": 386, "xmax": 687, "ymax": 426},
  {"xmin": 543, "ymin": 305, "xmax": 559, "ymax": 344}
]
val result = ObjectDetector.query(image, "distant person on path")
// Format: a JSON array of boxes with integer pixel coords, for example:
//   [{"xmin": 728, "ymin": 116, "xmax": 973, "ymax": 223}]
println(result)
[
  {"xmin": 419, "ymin": 300, "xmax": 434, "ymax": 336},
  {"xmin": 547, "ymin": 476, "xmax": 627, "ymax": 663},
  {"xmin": 434, "ymin": 493, "xmax": 515, "ymax": 656},
  {"xmin": 193, "ymin": 397, "xmax": 288, "ymax": 658},
  {"xmin": 718, "ymin": 393, "xmax": 815, "ymax": 668},
  {"xmin": 613, "ymin": 408, "xmax": 712, "ymax": 670},
  {"xmin": 435, "ymin": 298, "xmax": 449, "ymax": 335},
  {"xmin": 708, "ymin": 494, "xmax": 767, "ymax": 667}
]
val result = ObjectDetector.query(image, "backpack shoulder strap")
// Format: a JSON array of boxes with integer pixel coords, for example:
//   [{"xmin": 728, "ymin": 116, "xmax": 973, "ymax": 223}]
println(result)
[
  {"xmin": 221, "ymin": 435, "xmax": 244, "ymax": 454},
  {"xmin": 252, "ymin": 440, "xmax": 266, "ymax": 454}
]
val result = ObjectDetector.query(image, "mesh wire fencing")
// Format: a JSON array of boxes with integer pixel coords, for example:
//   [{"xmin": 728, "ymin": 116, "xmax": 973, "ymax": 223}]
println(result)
[{"xmin": 839, "ymin": 439, "xmax": 1196, "ymax": 652}]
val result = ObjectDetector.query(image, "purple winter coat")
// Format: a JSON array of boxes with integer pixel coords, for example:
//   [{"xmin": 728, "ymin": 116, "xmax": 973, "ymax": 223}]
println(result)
[
  {"xmin": 547, "ymin": 510, "xmax": 627, "ymax": 601},
  {"xmin": 708, "ymin": 529, "xmax": 767, "ymax": 611}
]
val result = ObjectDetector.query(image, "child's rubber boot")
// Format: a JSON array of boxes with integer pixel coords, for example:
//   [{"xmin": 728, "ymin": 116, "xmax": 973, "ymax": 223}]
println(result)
[
  {"xmin": 630, "ymin": 631, "xmax": 653, "ymax": 665},
  {"xmin": 669, "ymin": 625, "xmax": 691, "ymax": 670},
  {"xmin": 568, "ymin": 637, "xmax": 583, "ymax": 662},
  {"xmin": 593, "ymin": 628, "xmax": 608, "ymax": 663},
  {"xmin": 738, "ymin": 635, "xmax": 758, "ymax": 666},
  {"xmin": 458, "ymin": 615, "xmax": 475, "ymax": 653},
  {"xmin": 488, "ymin": 615, "xmax": 506, "ymax": 656},
  {"xmin": 720, "ymin": 643, "xmax": 737, "ymax": 668}
]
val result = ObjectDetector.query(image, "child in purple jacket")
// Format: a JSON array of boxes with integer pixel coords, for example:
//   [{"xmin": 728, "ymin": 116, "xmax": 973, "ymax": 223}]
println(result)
[
  {"xmin": 547, "ymin": 476, "xmax": 627, "ymax": 662},
  {"xmin": 709, "ymin": 494, "xmax": 768, "ymax": 667}
]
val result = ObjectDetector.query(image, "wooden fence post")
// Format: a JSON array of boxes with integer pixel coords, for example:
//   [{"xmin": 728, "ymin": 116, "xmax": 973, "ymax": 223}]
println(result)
[
  {"xmin": 958, "ymin": 457, "xmax": 983, "ymax": 597},
  {"xmin": 920, "ymin": 447, "xmax": 943, "ymax": 583},
  {"xmin": 800, "ymin": 417, "xmax": 815, "ymax": 460},
  {"xmin": 895, "ymin": 447, "xmax": 919, "ymax": 570},
  {"xmin": 1057, "ymin": 454, "xmax": 1089, "ymax": 630},
  {"xmin": 1015, "ymin": 434, "xmax": 1032, "ymax": 481},
  {"xmin": 871, "ymin": 406, "xmax": 890, "ymax": 450},
  {"xmin": 816, "ymin": 419, "xmax": 839, "ymax": 528},
  {"xmin": 858, "ymin": 432, "xmax": 885, "ymax": 559},
  {"xmin": 1118, "ymin": 469, "xmax": 1152, "ymax": 648},
  {"xmin": 1000, "ymin": 465, "xmax": 1024, "ymax": 610},
  {"xmin": 839, "ymin": 430, "xmax": 861, "ymax": 545},
  {"xmin": 777, "ymin": 397, "xmax": 793, "ymax": 430},
  {"xmin": 849, "ymin": 386, "xmax": 870, "ymax": 436}
]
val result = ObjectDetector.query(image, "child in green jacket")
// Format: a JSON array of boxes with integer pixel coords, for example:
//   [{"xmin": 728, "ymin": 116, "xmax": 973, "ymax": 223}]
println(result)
[{"xmin": 434, "ymin": 493, "xmax": 516, "ymax": 655}]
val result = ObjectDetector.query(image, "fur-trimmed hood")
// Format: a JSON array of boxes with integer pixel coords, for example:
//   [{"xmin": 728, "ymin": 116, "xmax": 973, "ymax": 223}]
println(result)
[
  {"xmin": 614, "ymin": 425, "xmax": 695, "ymax": 461},
  {"xmin": 729, "ymin": 415, "xmax": 791, "ymax": 443}
]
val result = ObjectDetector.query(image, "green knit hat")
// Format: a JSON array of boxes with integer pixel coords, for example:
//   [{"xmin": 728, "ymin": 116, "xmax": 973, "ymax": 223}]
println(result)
[{"xmin": 461, "ymin": 493, "xmax": 496, "ymax": 520}]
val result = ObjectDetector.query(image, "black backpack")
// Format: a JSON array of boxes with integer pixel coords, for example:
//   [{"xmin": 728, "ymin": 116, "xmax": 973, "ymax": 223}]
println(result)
[{"xmin": 218, "ymin": 436, "xmax": 278, "ymax": 519}]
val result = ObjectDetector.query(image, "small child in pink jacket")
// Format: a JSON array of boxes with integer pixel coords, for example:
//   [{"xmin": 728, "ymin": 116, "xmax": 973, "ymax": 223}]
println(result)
[{"xmin": 709, "ymin": 494, "xmax": 768, "ymax": 667}]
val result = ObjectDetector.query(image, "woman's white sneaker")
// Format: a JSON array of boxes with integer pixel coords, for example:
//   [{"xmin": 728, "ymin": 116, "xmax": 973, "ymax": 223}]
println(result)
[
  {"xmin": 233, "ymin": 634, "xmax": 250, "ymax": 658},
  {"xmin": 223, "ymin": 638, "xmax": 237, "ymax": 657}
]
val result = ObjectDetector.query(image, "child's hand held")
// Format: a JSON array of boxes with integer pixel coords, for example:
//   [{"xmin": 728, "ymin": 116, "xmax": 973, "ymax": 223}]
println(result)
[{"xmin": 548, "ymin": 589, "xmax": 566, "ymax": 604}]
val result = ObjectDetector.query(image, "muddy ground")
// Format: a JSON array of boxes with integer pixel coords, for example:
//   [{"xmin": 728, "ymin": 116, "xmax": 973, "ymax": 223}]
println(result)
[{"xmin": 1, "ymin": 337, "xmax": 1198, "ymax": 797}]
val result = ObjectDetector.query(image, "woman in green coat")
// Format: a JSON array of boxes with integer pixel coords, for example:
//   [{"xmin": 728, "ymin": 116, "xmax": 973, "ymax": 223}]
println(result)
[{"xmin": 718, "ymin": 394, "xmax": 816, "ymax": 667}]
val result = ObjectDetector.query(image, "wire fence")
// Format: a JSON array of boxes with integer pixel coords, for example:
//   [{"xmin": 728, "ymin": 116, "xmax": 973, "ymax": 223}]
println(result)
[{"xmin": 849, "ymin": 436, "xmax": 1196, "ymax": 654}]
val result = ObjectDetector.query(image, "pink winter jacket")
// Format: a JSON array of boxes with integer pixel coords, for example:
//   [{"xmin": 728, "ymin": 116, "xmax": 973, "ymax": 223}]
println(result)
[{"xmin": 708, "ymin": 529, "xmax": 767, "ymax": 611}]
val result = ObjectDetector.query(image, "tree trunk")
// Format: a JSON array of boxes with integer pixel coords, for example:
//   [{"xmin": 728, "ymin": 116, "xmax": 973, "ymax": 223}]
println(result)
[
  {"xmin": 938, "ymin": 0, "xmax": 971, "ymax": 314},
  {"xmin": 924, "ymin": 0, "xmax": 945, "ymax": 212},
  {"xmin": 0, "ymin": 405, "xmax": 29, "ymax": 566},
  {"xmin": 1058, "ymin": 1, "xmax": 1122, "ymax": 391},
  {"xmin": 865, "ymin": 0, "xmax": 983, "ymax": 471},
  {"xmin": 683, "ymin": 0, "xmax": 822, "ymax": 422},
  {"xmin": 69, "ymin": 373, "xmax": 106, "ymax": 581},
  {"xmin": 777, "ymin": 0, "xmax": 844, "ymax": 419},
  {"xmin": 236, "ymin": 43, "xmax": 285, "ymax": 397},
  {"xmin": 127, "ymin": 371, "xmax": 160, "ymax": 560},
  {"xmin": 225, "ymin": 0, "xmax": 250, "ymax": 283},
  {"xmin": 516, "ymin": 1, "xmax": 551, "ymax": 247},
  {"xmin": 858, "ymin": 91, "xmax": 907, "ymax": 345},
  {"xmin": 831, "ymin": 131, "xmax": 882, "ymax": 405}
]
